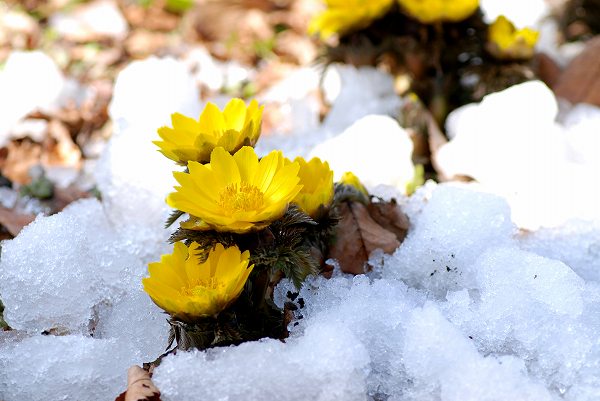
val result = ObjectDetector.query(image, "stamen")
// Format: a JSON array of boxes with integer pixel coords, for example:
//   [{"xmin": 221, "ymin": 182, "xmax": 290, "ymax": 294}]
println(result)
[{"xmin": 218, "ymin": 182, "xmax": 265, "ymax": 214}]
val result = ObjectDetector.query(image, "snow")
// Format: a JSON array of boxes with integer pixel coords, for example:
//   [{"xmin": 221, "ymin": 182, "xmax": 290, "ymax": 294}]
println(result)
[
  {"xmin": 381, "ymin": 184, "xmax": 515, "ymax": 297},
  {"xmin": 0, "ymin": 335, "xmax": 133, "ymax": 401},
  {"xmin": 310, "ymin": 115, "xmax": 415, "ymax": 191},
  {"xmin": 255, "ymin": 64, "xmax": 404, "ymax": 159},
  {"xmin": 438, "ymin": 81, "xmax": 600, "ymax": 230},
  {"xmin": 96, "ymin": 57, "xmax": 202, "ymax": 262},
  {"xmin": 154, "ymin": 323, "xmax": 370, "ymax": 401},
  {"xmin": 403, "ymin": 303, "xmax": 557, "ymax": 401},
  {"xmin": 0, "ymin": 199, "xmax": 136, "ymax": 333},
  {"xmin": 479, "ymin": 0, "xmax": 549, "ymax": 27},
  {"xmin": 184, "ymin": 47, "xmax": 255, "ymax": 93},
  {"xmin": 1, "ymin": 54, "xmax": 600, "ymax": 401},
  {"xmin": 520, "ymin": 220, "xmax": 600, "ymax": 283},
  {"xmin": 0, "ymin": 51, "xmax": 65, "ymax": 146},
  {"xmin": 49, "ymin": 0, "xmax": 128, "ymax": 41},
  {"xmin": 108, "ymin": 57, "xmax": 201, "ymax": 132},
  {"xmin": 322, "ymin": 65, "xmax": 403, "ymax": 133}
]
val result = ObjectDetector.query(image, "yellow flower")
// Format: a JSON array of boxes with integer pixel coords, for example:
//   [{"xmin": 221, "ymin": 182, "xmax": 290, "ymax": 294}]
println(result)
[
  {"xmin": 292, "ymin": 157, "xmax": 334, "ymax": 218},
  {"xmin": 143, "ymin": 242, "xmax": 253, "ymax": 321},
  {"xmin": 167, "ymin": 146, "xmax": 302, "ymax": 233},
  {"xmin": 340, "ymin": 171, "xmax": 369, "ymax": 197},
  {"xmin": 487, "ymin": 15, "xmax": 539, "ymax": 60},
  {"xmin": 154, "ymin": 98, "xmax": 264, "ymax": 165},
  {"xmin": 309, "ymin": 0, "xmax": 394, "ymax": 40},
  {"xmin": 397, "ymin": 0, "xmax": 479, "ymax": 24}
]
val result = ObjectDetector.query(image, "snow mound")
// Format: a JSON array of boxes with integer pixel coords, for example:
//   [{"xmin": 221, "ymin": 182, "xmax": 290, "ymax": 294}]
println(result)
[
  {"xmin": 0, "ymin": 335, "xmax": 133, "ymax": 401},
  {"xmin": 438, "ymin": 81, "xmax": 600, "ymax": 230}
]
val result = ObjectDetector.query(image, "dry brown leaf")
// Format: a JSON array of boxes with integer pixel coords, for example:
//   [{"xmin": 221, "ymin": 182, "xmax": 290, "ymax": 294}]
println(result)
[
  {"xmin": 427, "ymin": 110, "xmax": 457, "ymax": 181},
  {"xmin": 273, "ymin": 30, "xmax": 317, "ymax": 64},
  {"xmin": 184, "ymin": 0, "xmax": 273, "ymax": 62},
  {"xmin": 329, "ymin": 202, "xmax": 400, "ymax": 275},
  {"xmin": 122, "ymin": 0, "xmax": 180, "ymax": 32},
  {"xmin": 534, "ymin": 53, "xmax": 562, "ymax": 88},
  {"xmin": 50, "ymin": 185, "xmax": 91, "ymax": 213},
  {"xmin": 190, "ymin": 2, "xmax": 272, "ymax": 42},
  {"xmin": 553, "ymin": 37, "xmax": 600, "ymax": 107},
  {"xmin": 42, "ymin": 120, "xmax": 82, "ymax": 169},
  {"xmin": 270, "ymin": 0, "xmax": 320, "ymax": 33},
  {"xmin": 124, "ymin": 30, "xmax": 169, "ymax": 58},
  {"xmin": 253, "ymin": 60, "xmax": 296, "ymax": 93},
  {"xmin": 0, "ymin": 206, "xmax": 35, "ymax": 237},
  {"xmin": 0, "ymin": 140, "xmax": 42, "ymax": 184},
  {"xmin": 115, "ymin": 366, "xmax": 161, "ymax": 401},
  {"xmin": 367, "ymin": 199, "xmax": 409, "ymax": 243},
  {"xmin": 0, "ymin": 7, "xmax": 40, "ymax": 49}
]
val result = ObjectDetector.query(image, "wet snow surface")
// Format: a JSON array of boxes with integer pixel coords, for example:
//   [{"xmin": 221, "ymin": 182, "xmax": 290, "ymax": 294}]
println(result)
[{"xmin": 1, "ymin": 54, "xmax": 600, "ymax": 401}]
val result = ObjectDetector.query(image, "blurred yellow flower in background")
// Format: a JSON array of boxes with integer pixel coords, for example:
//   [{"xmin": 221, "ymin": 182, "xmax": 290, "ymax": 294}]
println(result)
[
  {"xmin": 309, "ymin": 0, "xmax": 394, "ymax": 39},
  {"xmin": 340, "ymin": 171, "xmax": 369, "ymax": 197},
  {"xmin": 487, "ymin": 16, "xmax": 539, "ymax": 60},
  {"xmin": 143, "ymin": 242, "xmax": 253, "ymax": 321},
  {"xmin": 154, "ymin": 98, "xmax": 264, "ymax": 165},
  {"xmin": 291, "ymin": 157, "xmax": 334, "ymax": 218},
  {"xmin": 397, "ymin": 0, "xmax": 479, "ymax": 24},
  {"xmin": 168, "ymin": 146, "xmax": 302, "ymax": 233}
]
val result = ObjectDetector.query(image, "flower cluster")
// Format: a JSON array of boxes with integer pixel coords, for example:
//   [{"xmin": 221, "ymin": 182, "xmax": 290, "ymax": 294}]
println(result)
[
  {"xmin": 308, "ymin": 0, "xmax": 394, "ymax": 40},
  {"xmin": 310, "ymin": 0, "xmax": 540, "ymax": 129},
  {"xmin": 309, "ymin": 0, "xmax": 479, "ymax": 38},
  {"xmin": 487, "ymin": 15, "xmax": 539, "ymax": 60},
  {"xmin": 144, "ymin": 99, "xmax": 337, "ymax": 349},
  {"xmin": 397, "ymin": 0, "xmax": 479, "ymax": 24}
]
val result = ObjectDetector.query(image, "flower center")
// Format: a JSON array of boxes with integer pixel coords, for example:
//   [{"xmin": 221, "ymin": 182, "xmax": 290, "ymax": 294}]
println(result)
[
  {"xmin": 181, "ymin": 278, "xmax": 223, "ymax": 296},
  {"xmin": 218, "ymin": 182, "xmax": 265, "ymax": 214}
]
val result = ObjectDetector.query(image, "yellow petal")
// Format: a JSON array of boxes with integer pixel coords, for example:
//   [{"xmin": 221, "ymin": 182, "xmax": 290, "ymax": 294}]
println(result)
[
  {"xmin": 233, "ymin": 146, "xmax": 259, "ymax": 183},
  {"xmin": 253, "ymin": 150, "xmax": 284, "ymax": 193},
  {"xmin": 198, "ymin": 102, "xmax": 226, "ymax": 135},
  {"xmin": 223, "ymin": 98, "xmax": 247, "ymax": 132},
  {"xmin": 210, "ymin": 147, "xmax": 241, "ymax": 187}
]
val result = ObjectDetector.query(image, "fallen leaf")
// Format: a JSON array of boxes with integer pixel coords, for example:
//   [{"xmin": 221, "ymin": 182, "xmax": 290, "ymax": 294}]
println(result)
[
  {"xmin": 115, "ymin": 366, "xmax": 161, "ymax": 401},
  {"xmin": 0, "ymin": 140, "xmax": 42, "ymax": 185},
  {"xmin": 42, "ymin": 119, "xmax": 82, "ymax": 169},
  {"xmin": 329, "ymin": 202, "xmax": 400, "ymax": 275},
  {"xmin": 0, "ymin": 206, "xmax": 35, "ymax": 237},
  {"xmin": 367, "ymin": 199, "xmax": 409, "ymax": 243},
  {"xmin": 50, "ymin": 185, "xmax": 91, "ymax": 212},
  {"xmin": 124, "ymin": 30, "xmax": 170, "ymax": 58},
  {"xmin": 0, "ymin": 7, "xmax": 40, "ymax": 49},
  {"xmin": 553, "ymin": 36, "xmax": 600, "ymax": 107},
  {"xmin": 122, "ymin": 0, "xmax": 181, "ymax": 32},
  {"xmin": 534, "ymin": 53, "xmax": 562, "ymax": 88},
  {"xmin": 184, "ymin": 0, "xmax": 273, "ymax": 62},
  {"xmin": 273, "ymin": 31, "xmax": 317, "ymax": 64}
]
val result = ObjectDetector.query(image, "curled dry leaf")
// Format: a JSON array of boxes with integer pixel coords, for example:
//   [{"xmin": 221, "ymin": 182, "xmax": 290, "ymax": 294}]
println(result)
[
  {"xmin": 367, "ymin": 199, "xmax": 409, "ymax": 243},
  {"xmin": 273, "ymin": 31, "xmax": 317, "ymax": 65},
  {"xmin": 125, "ymin": 30, "xmax": 170, "ymax": 59},
  {"xmin": 0, "ymin": 206, "xmax": 35, "ymax": 237},
  {"xmin": 121, "ymin": 0, "xmax": 180, "ymax": 32},
  {"xmin": 0, "ymin": 140, "xmax": 42, "ymax": 185},
  {"xmin": 50, "ymin": 185, "xmax": 91, "ymax": 213},
  {"xmin": 554, "ymin": 36, "xmax": 600, "ymax": 107},
  {"xmin": 534, "ymin": 53, "xmax": 562, "ymax": 88},
  {"xmin": 329, "ymin": 201, "xmax": 406, "ymax": 275},
  {"xmin": 43, "ymin": 119, "xmax": 82, "ymax": 169},
  {"xmin": 185, "ymin": 0, "xmax": 273, "ymax": 62},
  {"xmin": 115, "ymin": 365, "xmax": 161, "ymax": 401}
]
